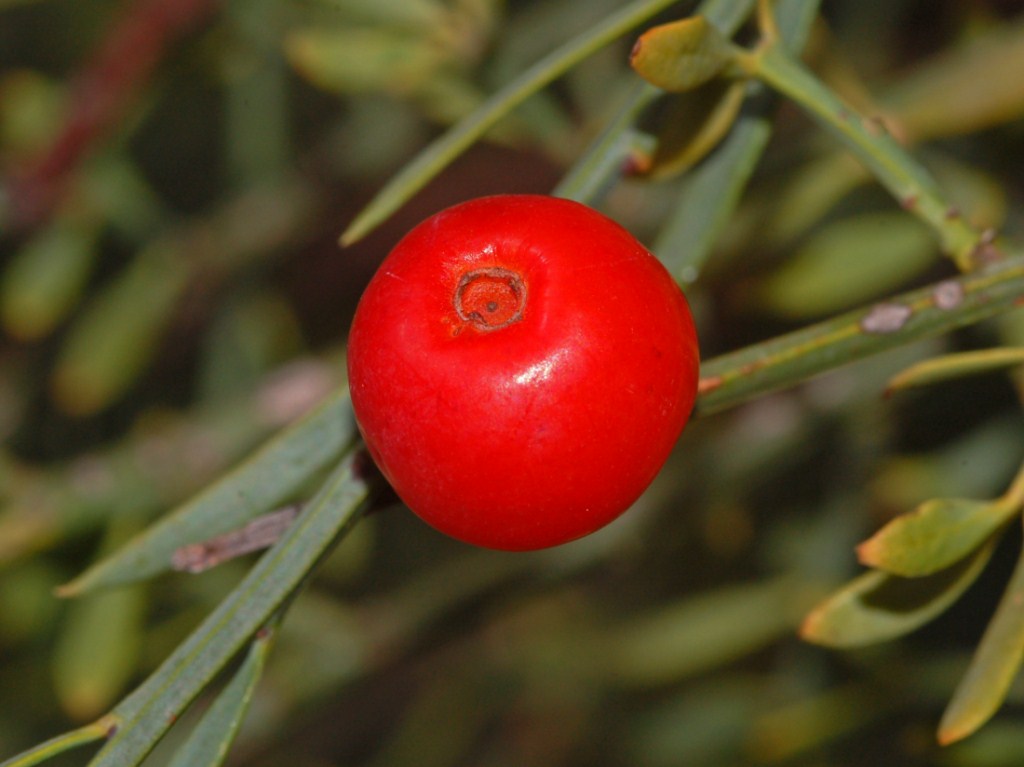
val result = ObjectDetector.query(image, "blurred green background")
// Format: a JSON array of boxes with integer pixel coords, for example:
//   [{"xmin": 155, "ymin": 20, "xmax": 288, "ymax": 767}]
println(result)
[{"xmin": 2, "ymin": 0, "xmax": 1024, "ymax": 764}]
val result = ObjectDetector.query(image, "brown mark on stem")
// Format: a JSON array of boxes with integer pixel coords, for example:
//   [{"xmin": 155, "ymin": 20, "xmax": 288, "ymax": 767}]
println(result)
[
  {"xmin": 970, "ymin": 228, "xmax": 1005, "ymax": 268},
  {"xmin": 698, "ymin": 376, "xmax": 724, "ymax": 394},
  {"xmin": 862, "ymin": 115, "xmax": 889, "ymax": 136},
  {"xmin": 933, "ymin": 280, "xmax": 965, "ymax": 310},
  {"xmin": 861, "ymin": 302, "xmax": 913, "ymax": 334},
  {"xmin": 171, "ymin": 505, "xmax": 303, "ymax": 573}
]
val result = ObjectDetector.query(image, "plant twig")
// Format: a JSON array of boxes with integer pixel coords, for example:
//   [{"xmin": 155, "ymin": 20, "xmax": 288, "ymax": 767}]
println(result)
[
  {"xmin": 738, "ymin": 43, "xmax": 989, "ymax": 271},
  {"xmin": 88, "ymin": 453, "xmax": 375, "ymax": 766},
  {"xmin": 0, "ymin": 715, "xmax": 118, "ymax": 767},
  {"xmin": 340, "ymin": 0, "xmax": 689, "ymax": 246},
  {"xmin": 696, "ymin": 254, "xmax": 1024, "ymax": 415}
]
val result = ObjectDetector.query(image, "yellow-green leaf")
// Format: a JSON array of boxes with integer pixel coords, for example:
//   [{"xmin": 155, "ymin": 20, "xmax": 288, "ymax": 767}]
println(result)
[
  {"xmin": 50, "ymin": 242, "xmax": 190, "ymax": 417},
  {"xmin": 1, "ymin": 219, "xmax": 98, "ymax": 341},
  {"xmin": 887, "ymin": 347, "xmax": 1024, "ymax": 394},
  {"xmin": 53, "ymin": 519, "xmax": 146, "ymax": 720},
  {"xmin": 640, "ymin": 77, "xmax": 746, "ymax": 179},
  {"xmin": 801, "ymin": 543, "xmax": 995, "ymax": 649},
  {"xmin": 763, "ymin": 152, "xmax": 869, "ymax": 249},
  {"xmin": 857, "ymin": 497, "xmax": 1015, "ymax": 577},
  {"xmin": 53, "ymin": 584, "xmax": 145, "ymax": 721},
  {"xmin": 285, "ymin": 28, "xmax": 444, "ymax": 96},
  {"xmin": 630, "ymin": 16, "xmax": 741, "ymax": 92},
  {"xmin": 758, "ymin": 212, "xmax": 937, "ymax": 318},
  {"xmin": 939, "ymin": 537, "xmax": 1024, "ymax": 745},
  {"xmin": 0, "ymin": 69, "xmax": 63, "ymax": 157},
  {"xmin": 882, "ymin": 17, "xmax": 1024, "ymax": 143},
  {"xmin": 604, "ymin": 577, "xmax": 808, "ymax": 685}
]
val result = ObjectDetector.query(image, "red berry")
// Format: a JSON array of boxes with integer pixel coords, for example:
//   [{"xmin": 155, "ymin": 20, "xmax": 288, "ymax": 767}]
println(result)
[{"xmin": 347, "ymin": 195, "xmax": 699, "ymax": 550}]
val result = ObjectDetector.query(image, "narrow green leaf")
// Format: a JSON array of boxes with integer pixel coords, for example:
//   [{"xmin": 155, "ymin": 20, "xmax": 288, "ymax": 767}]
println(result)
[
  {"xmin": 0, "ymin": 69, "xmax": 62, "ymax": 155},
  {"xmin": 748, "ymin": 682, "xmax": 897, "ymax": 764},
  {"xmin": 1, "ymin": 218, "xmax": 98, "ymax": 341},
  {"xmin": 887, "ymin": 347, "xmax": 1024, "ymax": 393},
  {"xmin": 296, "ymin": 0, "xmax": 443, "ymax": 29},
  {"xmin": 758, "ymin": 212, "xmax": 937, "ymax": 319},
  {"xmin": 88, "ymin": 453, "xmax": 373, "ymax": 766},
  {"xmin": 629, "ymin": 16, "xmax": 741, "ymax": 93},
  {"xmin": 929, "ymin": 154, "xmax": 1007, "ymax": 233},
  {"xmin": 50, "ymin": 242, "xmax": 190, "ymax": 416},
  {"xmin": 764, "ymin": 152, "xmax": 869, "ymax": 249},
  {"xmin": 285, "ymin": 28, "xmax": 444, "ymax": 95},
  {"xmin": 0, "ymin": 362, "xmax": 338, "ymax": 569},
  {"xmin": 53, "ymin": 582, "xmax": 146, "ymax": 719},
  {"xmin": 653, "ymin": 0, "xmax": 822, "ymax": 282},
  {"xmin": 550, "ymin": 0, "xmax": 760, "ymax": 204},
  {"xmin": 54, "ymin": 518, "xmax": 147, "ymax": 719},
  {"xmin": 858, "ymin": 497, "xmax": 1016, "ymax": 577},
  {"xmin": 81, "ymin": 155, "xmax": 167, "ymax": 239},
  {"xmin": 800, "ymin": 543, "xmax": 994, "ymax": 649},
  {"xmin": 0, "ymin": 717, "xmax": 116, "ymax": 767},
  {"xmin": 364, "ymin": 670, "xmax": 489, "ymax": 767},
  {"xmin": 882, "ymin": 17, "xmax": 1024, "ymax": 143},
  {"xmin": 940, "ymin": 535, "xmax": 1024, "ymax": 745},
  {"xmin": 340, "ymin": 0, "xmax": 684, "ymax": 245},
  {"xmin": 641, "ymin": 78, "xmax": 747, "ymax": 179},
  {"xmin": 938, "ymin": 721, "xmax": 1024, "ymax": 766},
  {"xmin": 552, "ymin": 81, "xmax": 661, "ymax": 203},
  {"xmin": 604, "ymin": 577, "xmax": 808, "ymax": 685},
  {"xmin": 166, "ymin": 621, "xmax": 277, "ymax": 767},
  {"xmin": 59, "ymin": 386, "xmax": 356, "ymax": 596},
  {"xmin": 749, "ymin": 42, "xmax": 983, "ymax": 267},
  {"xmin": 654, "ymin": 98, "xmax": 773, "ymax": 282}
]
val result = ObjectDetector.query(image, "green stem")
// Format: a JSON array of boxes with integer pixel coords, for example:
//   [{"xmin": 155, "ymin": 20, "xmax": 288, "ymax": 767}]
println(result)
[
  {"xmin": 741, "ymin": 44, "xmax": 985, "ymax": 271},
  {"xmin": 88, "ymin": 454, "xmax": 375, "ymax": 766},
  {"xmin": 756, "ymin": 0, "xmax": 780, "ymax": 44},
  {"xmin": 696, "ymin": 254, "xmax": 1024, "ymax": 416},
  {"xmin": 552, "ymin": 82, "xmax": 661, "ymax": 203},
  {"xmin": 0, "ymin": 716, "xmax": 117, "ymax": 767}
]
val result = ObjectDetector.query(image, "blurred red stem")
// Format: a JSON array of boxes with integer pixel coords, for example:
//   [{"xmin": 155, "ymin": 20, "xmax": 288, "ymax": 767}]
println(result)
[{"xmin": 6, "ymin": 0, "xmax": 218, "ymax": 229}]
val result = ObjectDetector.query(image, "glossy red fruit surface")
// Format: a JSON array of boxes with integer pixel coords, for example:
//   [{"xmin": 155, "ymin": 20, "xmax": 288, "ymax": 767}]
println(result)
[{"xmin": 347, "ymin": 195, "xmax": 700, "ymax": 550}]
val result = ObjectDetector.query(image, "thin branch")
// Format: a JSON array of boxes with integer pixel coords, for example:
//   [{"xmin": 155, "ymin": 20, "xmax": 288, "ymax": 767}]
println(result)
[{"xmin": 696, "ymin": 254, "xmax": 1024, "ymax": 415}]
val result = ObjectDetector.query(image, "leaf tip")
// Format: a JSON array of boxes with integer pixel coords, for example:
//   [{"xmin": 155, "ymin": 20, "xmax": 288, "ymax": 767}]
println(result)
[
  {"xmin": 55, "ymin": 563, "xmax": 105, "ymax": 598},
  {"xmin": 627, "ymin": 33, "xmax": 648, "ymax": 68},
  {"xmin": 936, "ymin": 718, "xmax": 971, "ymax": 747},
  {"xmin": 338, "ymin": 226, "xmax": 360, "ymax": 248},
  {"xmin": 855, "ymin": 538, "xmax": 881, "ymax": 568},
  {"xmin": 797, "ymin": 608, "xmax": 827, "ymax": 645},
  {"xmin": 53, "ymin": 578, "xmax": 83, "ymax": 599}
]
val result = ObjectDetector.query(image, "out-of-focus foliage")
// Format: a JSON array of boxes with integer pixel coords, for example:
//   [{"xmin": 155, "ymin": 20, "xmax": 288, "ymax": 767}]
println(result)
[{"xmin": 2, "ymin": 0, "xmax": 1024, "ymax": 766}]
